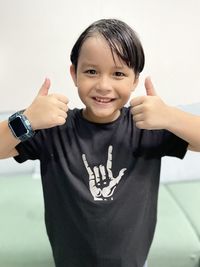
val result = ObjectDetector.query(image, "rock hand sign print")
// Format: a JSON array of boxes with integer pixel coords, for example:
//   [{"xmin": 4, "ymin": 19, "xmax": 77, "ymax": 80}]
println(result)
[{"xmin": 82, "ymin": 146, "xmax": 127, "ymax": 201}]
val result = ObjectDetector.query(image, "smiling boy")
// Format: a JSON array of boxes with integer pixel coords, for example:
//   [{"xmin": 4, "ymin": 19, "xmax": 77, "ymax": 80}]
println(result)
[
  {"xmin": 70, "ymin": 35, "xmax": 138, "ymax": 123},
  {"xmin": 0, "ymin": 19, "xmax": 200, "ymax": 267}
]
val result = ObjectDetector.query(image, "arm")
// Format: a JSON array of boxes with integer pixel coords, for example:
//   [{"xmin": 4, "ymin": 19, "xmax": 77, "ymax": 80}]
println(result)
[
  {"xmin": 130, "ymin": 77, "xmax": 200, "ymax": 152},
  {"xmin": 163, "ymin": 106, "xmax": 200, "ymax": 151},
  {"xmin": 0, "ymin": 120, "xmax": 20, "ymax": 159},
  {"xmin": 0, "ymin": 78, "xmax": 69, "ymax": 159}
]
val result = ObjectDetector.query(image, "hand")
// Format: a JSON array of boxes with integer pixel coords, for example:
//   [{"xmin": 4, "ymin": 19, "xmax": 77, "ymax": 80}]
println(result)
[
  {"xmin": 24, "ymin": 78, "xmax": 69, "ymax": 130},
  {"xmin": 130, "ymin": 77, "xmax": 170, "ymax": 130},
  {"xmin": 82, "ymin": 145, "xmax": 127, "ymax": 201}
]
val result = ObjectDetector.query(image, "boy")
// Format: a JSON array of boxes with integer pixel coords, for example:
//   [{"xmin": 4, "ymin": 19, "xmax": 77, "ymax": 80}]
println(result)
[{"xmin": 0, "ymin": 19, "xmax": 200, "ymax": 267}]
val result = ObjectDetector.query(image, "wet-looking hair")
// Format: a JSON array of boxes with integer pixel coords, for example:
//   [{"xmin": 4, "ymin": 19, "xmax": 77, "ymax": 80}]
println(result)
[{"xmin": 70, "ymin": 18, "xmax": 145, "ymax": 77}]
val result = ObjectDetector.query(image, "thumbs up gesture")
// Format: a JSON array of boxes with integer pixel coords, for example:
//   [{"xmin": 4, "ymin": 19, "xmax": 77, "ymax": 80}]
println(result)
[
  {"xmin": 24, "ymin": 78, "xmax": 69, "ymax": 130},
  {"xmin": 130, "ymin": 77, "xmax": 170, "ymax": 130}
]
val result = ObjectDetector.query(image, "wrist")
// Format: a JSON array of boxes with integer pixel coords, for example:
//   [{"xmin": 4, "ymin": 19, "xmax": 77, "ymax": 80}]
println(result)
[
  {"xmin": 23, "ymin": 109, "xmax": 37, "ymax": 131},
  {"xmin": 164, "ymin": 106, "xmax": 182, "ymax": 131}
]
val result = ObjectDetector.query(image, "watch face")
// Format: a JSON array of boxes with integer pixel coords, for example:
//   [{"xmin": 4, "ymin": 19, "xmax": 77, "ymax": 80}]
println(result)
[{"xmin": 10, "ymin": 117, "xmax": 28, "ymax": 137}]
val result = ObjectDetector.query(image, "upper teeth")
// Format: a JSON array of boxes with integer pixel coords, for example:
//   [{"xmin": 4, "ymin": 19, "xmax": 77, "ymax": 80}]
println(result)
[{"xmin": 95, "ymin": 97, "xmax": 112, "ymax": 103}]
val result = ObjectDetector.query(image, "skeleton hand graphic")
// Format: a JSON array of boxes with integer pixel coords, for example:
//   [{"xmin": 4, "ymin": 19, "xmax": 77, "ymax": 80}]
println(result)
[{"xmin": 82, "ymin": 145, "xmax": 127, "ymax": 201}]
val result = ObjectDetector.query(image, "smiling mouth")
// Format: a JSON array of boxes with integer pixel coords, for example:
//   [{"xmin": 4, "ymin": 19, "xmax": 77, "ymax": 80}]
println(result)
[{"xmin": 92, "ymin": 97, "xmax": 115, "ymax": 103}]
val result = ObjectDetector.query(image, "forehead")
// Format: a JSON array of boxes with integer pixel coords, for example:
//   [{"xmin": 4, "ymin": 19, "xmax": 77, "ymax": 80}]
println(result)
[{"xmin": 78, "ymin": 35, "xmax": 126, "ymax": 68}]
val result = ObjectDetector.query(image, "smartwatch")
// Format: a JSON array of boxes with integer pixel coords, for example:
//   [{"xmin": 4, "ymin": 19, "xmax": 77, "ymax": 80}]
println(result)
[{"xmin": 8, "ymin": 110, "xmax": 35, "ymax": 142}]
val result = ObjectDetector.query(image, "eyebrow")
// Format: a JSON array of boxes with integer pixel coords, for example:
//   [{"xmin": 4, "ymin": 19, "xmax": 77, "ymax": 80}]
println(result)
[
  {"xmin": 114, "ymin": 65, "xmax": 126, "ymax": 70},
  {"xmin": 80, "ymin": 62, "xmax": 127, "ymax": 70},
  {"xmin": 80, "ymin": 63, "xmax": 98, "ymax": 68}
]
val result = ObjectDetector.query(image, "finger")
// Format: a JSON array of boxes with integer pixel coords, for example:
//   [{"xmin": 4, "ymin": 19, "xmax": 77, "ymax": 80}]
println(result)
[
  {"xmin": 145, "ymin": 76, "xmax": 157, "ymax": 96},
  {"xmin": 135, "ymin": 121, "xmax": 146, "ymax": 129},
  {"xmin": 82, "ymin": 154, "xmax": 94, "ymax": 178},
  {"xmin": 106, "ymin": 145, "xmax": 113, "ymax": 170},
  {"xmin": 118, "ymin": 168, "xmax": 127, "ymax": 182},
  {"xmin": 132, "ymin": 113, "xmax": 144, "ymax": 122},
  {"xmin": 117, "ymin": 168, "xmax": 127, "ymax": 180},
  {"xmin": 58, "ymin": 101, "xmax": 69, "ymax": 112},
  {"xmin": 94, "ymin": 166, "xmax": 101, "ymax": 185},
  {"xmin": 37, "ymin": 78, "xmax": 51, "ymax": 96},
  {"xmin": 99, "ymin": 165, "xmax": 107, "ymax": 185},
  {"xmin": 58, "ymin": 109, "xmax": 68, "ymax": 120},
  {"xmin": 82, "ymin": 154, "xmax": 89, "ymax": 168},
  {"xmin": 51, "ymin": 93, "xmax": 69, "ymax": 104},
  {"xmin": 131, "ymin": 104, "xmax": 143, "ymax": 116},
  {"xmin": 56, "ymin": 116, "xmax": 67, "ymax": 126},
  {"xmin": 110, "ymin": 167, "xmax": 127, "ymax": 186},
  {"xmin": 130, "ymin": 96, "xmax": 145, "ymax": 107}
]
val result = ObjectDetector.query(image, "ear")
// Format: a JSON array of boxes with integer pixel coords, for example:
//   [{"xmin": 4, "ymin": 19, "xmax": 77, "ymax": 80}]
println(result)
[
  {"xmin": 131, "ymin": 77, "xmax": 139, "ymax": 92},
  {"xmin": 70, "ymin": 65, "xmax": 77, "ymax": 87}
]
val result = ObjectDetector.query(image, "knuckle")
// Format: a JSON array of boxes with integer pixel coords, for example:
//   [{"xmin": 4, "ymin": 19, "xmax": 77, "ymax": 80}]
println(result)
[
  {"xmin": 136, "ymin": 122, "xmax": 143, "ymax": 129},
  {"xmin": 50, "ymin": 114, "xmax": 58, "ymax": 125},
  {"xmin": 48, "ymin": 95, "xmax": 57, "ymax": 104}
]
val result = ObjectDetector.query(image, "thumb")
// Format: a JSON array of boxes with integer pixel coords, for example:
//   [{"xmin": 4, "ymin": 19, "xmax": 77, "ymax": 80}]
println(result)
[
  {"xmin": 37, "ymin": 78, "xmax": 51, "ymax": 96},
  {"xmin": 145, "ymin": 76, "xmax": 157, "ymax": 96}
]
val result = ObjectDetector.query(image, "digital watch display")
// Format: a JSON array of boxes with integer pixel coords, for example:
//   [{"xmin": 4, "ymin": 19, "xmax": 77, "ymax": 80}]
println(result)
[{"xmin": 8, "ymin": 111, "xmax": 35, "ymax": 142}]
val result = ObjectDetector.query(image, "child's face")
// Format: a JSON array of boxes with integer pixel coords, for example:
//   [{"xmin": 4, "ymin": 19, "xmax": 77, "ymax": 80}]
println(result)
[{"xmin": 70, "ymin": 35, "xmax": 138, "ymax": 123}]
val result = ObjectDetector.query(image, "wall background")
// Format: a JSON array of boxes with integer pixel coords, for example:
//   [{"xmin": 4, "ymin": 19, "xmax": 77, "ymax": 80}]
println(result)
[{"xmin": 0, "ymin": 0, "xmax": 200, "ymax": 112}]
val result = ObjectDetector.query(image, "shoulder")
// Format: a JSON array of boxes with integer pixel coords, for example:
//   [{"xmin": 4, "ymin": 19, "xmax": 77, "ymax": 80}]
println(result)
[
  {"xmin": 67, "ymin": 108, "xmax": 82, "ymax": 121},
  {"xmin": 58, "ymin": 108, "xmax": 82, "ymax": 129}
]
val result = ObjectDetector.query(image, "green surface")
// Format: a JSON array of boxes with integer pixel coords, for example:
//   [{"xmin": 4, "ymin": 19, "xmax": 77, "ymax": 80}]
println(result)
[
  {"xmin": 1, "ymin": 176, "xmax": 200, "ymax": 267},
  {"xmin": 167, "ymin": 181, "xmax": 200, "ymax": 239},
  {"xmin": 0, "ymin": 175, "xmax": 54, "ymax": 267},
  {"xmin": 148, "ymin": 184, "xmax": 200, "ymax": 267}
]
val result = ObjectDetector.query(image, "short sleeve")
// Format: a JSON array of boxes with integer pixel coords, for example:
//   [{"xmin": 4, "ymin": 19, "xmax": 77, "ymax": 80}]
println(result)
[
  {"xmin": 14, "ymin": 130, "xmax": 44, "ymax": 163},
  {"xmin": 135, "ymin": 129, "xmax": 188, "ymax": 159},
  {"xmin": 160, "ymin": 130, "xmax": 188, "ymax": 158}
]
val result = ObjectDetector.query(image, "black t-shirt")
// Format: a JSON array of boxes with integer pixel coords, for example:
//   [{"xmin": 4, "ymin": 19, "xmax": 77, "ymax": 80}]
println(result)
[{"xmin": 15, "ymin": 107, "xmax": 188, "ymax": 267}]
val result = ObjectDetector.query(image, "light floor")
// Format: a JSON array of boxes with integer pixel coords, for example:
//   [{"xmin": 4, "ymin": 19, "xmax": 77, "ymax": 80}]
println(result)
[{"xmin": 0, "ymin": 175, "xmax": 55, "ymax": 267}]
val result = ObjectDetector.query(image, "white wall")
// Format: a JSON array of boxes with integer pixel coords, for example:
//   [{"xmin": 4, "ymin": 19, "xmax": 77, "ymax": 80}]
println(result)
[{"xmin": 1, "ymin": 0, "xmax": 200, "ymax": 112}]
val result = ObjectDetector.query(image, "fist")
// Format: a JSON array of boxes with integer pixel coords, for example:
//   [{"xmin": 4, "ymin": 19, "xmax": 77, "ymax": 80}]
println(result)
[
  {"xmin": 24, "ymin": 78, "xmax": 69, "ymax": 130},
  {"xmin": 130, "ymin": 77, "xmax": 170, "ymax": 130}
]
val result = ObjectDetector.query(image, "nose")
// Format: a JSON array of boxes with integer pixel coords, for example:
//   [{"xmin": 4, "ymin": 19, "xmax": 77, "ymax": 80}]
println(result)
[{"xmin": 95, "ymin": 75, "xmax": 113, "ymax": 94}]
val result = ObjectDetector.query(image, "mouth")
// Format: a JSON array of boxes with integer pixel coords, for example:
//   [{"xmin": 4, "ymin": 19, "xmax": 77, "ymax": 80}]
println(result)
[{"xmin": 92, "ymin": 96, "xmax": 116, "ymax": 103}]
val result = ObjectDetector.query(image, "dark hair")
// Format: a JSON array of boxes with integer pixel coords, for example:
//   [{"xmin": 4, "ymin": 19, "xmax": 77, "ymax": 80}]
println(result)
[{"xmin": 70, "ymin": 18, "xmax": 145, "ymax": 76}]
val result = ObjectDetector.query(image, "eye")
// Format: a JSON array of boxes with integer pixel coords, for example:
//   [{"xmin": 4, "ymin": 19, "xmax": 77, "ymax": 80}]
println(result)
[
  {"xmin": 85, "ymin": 69, "xmax": 97, "ymax": 75},
  {"xmin": 114, "ymin": 72, "xmax": 125, "ymax": 77}
]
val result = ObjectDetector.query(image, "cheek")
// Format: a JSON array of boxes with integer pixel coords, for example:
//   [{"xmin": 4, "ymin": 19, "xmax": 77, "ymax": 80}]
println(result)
[
  {"xmin": 77, "ymin": 89, "xmax": 87, "ymax": 106},
  {"xmin": 77, "ymin": 84, "xmax": 90, "ymax": 104},
  {"xmin": 77, "ymin": 86, "xmax": 85, "ymax": 98},
  {"xmin": 117, "ymin": 90, "xmax": 132, "ymax": 106},
  {"xmin": 120, "ymin": 82, "xmax": 134, "ymax": 97},
  {"xmin": 76, "ymin": 77, "xmax": 91, "ymax": 90},
  {"xmin": 118, "ymin": 86, "xmax": 134, "ymax": 104}
]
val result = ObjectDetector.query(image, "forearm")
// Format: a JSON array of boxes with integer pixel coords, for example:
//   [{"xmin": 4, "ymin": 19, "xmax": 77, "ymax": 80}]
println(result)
[
  {"xmin": 0, "ymin": 120, "xmax": 20, "ymax": 159},
  {"xmin": 165, "ymin": 106, "xmax": 200, "ymax": 151}
]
